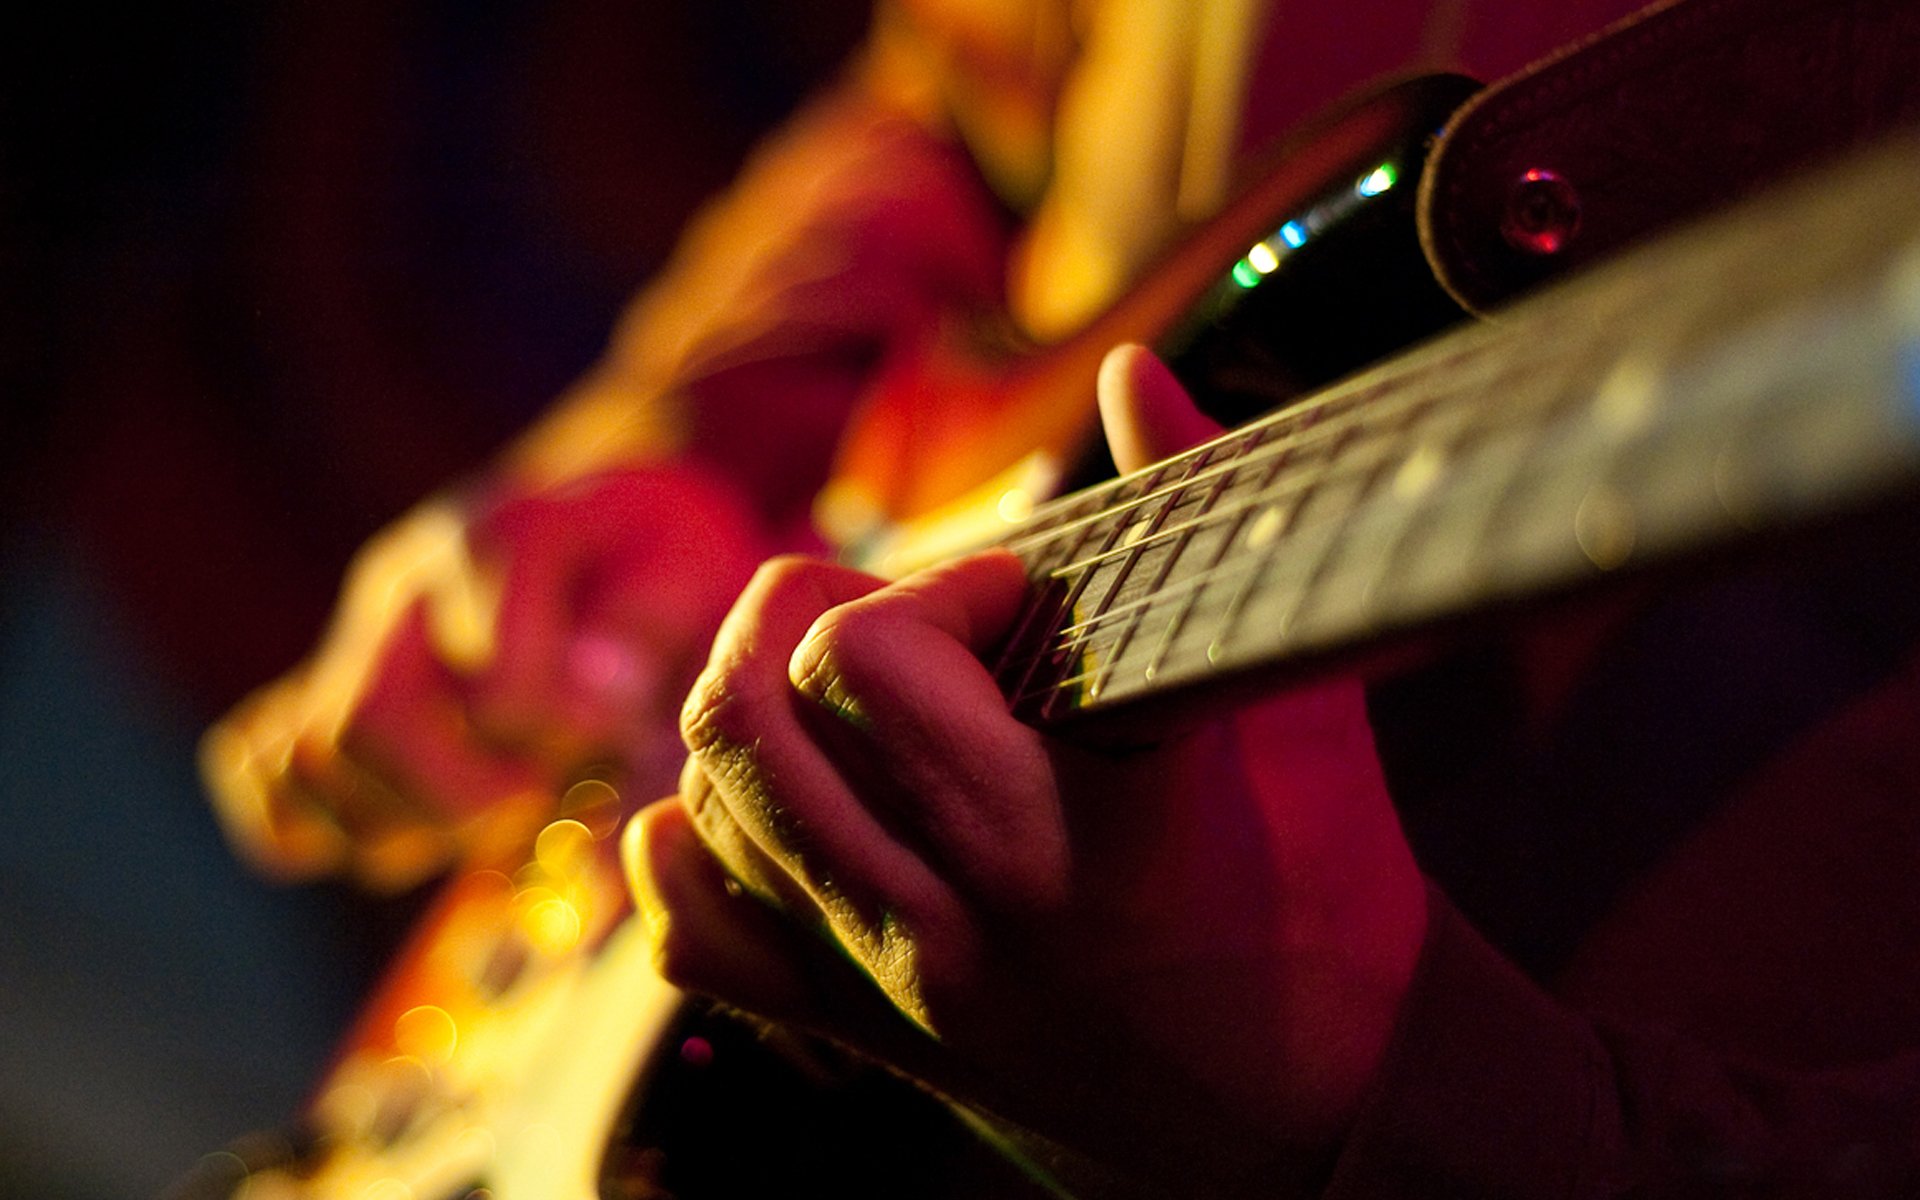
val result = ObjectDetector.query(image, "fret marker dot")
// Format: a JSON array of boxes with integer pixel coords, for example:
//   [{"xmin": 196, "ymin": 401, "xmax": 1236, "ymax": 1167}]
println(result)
[
  {"xmin": 1122, "ymin": 518, "xmax": 1151, "ymax": 547},
  {"xmin": 997, "ymin": 487, "xmax": 1035, "ymax": 523},
  {"xmin": 1593, "ymin": 356, "xmax": 1661, "ymax": 434},
  {"xmin": 1245, "ymin": 506, "xmax": 1284, "ymax": 549},
  {"xmin": 1392, "ymin": 444, "xmax": 1446, "ymax": 499}
]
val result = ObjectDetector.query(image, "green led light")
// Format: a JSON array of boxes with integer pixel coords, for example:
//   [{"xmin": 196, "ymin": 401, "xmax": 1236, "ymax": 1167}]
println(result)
[
  {"xmin": 1231, "ymin": 259, "xmax": 1262, "ymax": 288},
  {"xmin": 1358, "ymin": 163, "xmax": 1398, "ymax": 197}
]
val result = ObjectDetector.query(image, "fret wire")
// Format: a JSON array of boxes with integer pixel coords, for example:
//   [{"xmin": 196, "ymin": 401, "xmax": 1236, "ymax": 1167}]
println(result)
[
  {"xmin": 1136, "ymin": 432, "xmax": 1294, "ymax": 686},
  {"xmin": 993, "ymin": 430, "xmax": 1255, "ymax": 689},
  {"xmin": 1003, "ymin": 427, "xmax": 1263, "ymax": 560},
  {"xmin": 1275, "ymin": 392, "xmax": 1460, "ymax": 637},
  {"xmin": 1456, "ymin": 362, "xmax": 1617, "ymax": 587},
  {"xmin": 1004, "ymin": 413, "xmax": 1332, "ymax": 557},
  {"xmin": 1373, "ymin": 321, "xmax": 1678, "ymax": 620},
  {"xmin": 1052, "ymin": 435, "xmax": 1413, "ymax": 668},
  {"xmin": 1001, "ymin": 467, "xmax": 1171, "ymax": 709},
  {"xmin": 1030, "ymin": 357, "xmax": 1527, "ymax": 697},
  {"xmin": 1038, "ymin": 456, "xmax": 1202, "ymax": 719},
  {"xmin": 1000, "ymin": 313, "xmax": 1559, "ymax": 709},
  {"xmin": 1076, "ymin": 449, "xmax": 1215, "ymax": 703},
  {"xmin": 991, "ymin": 485, "xmax": 1121, "ymax": 683},
  {"xmin": 1001, "ymin": 358, "xmax": 1466, "ymax": 562},
  {"xmin": 1313, "ymin": 366, "xmax": 1580, "ymax": 638},
  {"xmin": 1043, "ymin": 550, "xmax": 1258, "ymax": 642},
  {"xmin": 1303, "ymin": 337, "xmax": 1603, "ymax": 626},
  {"xmin": 1012, "ymin": 549, "xmax": 1271, "ymax": 707},
  {"xmin": 1036, "ymin": 425, "xmax": 1418, "ymax": 583},
  {"xmin": 1052, "ymin": 434, "xmax": 1292, "ymax": 645},
  {"xmin": 1040, "ymin": 426, "xmax": 1428, "ymax": 647},
  {"xmin": 1022, "ymin": 339, "xmax": 1634, "ymax": 704},
  {"xmin": 1202, "ymin": 421, "xmax": 1368, "ymax": 661}
]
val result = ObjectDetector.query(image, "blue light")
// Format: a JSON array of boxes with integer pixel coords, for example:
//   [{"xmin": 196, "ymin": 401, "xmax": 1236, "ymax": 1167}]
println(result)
[{"xmin": 1279, "ymin": 221, "xmax": 1307, "ymax": 249}]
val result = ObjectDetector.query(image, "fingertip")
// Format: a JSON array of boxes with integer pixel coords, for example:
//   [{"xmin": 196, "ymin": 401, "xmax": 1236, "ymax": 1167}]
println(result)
[
  {"xmin": 1096, "ymin": 342, "xmax": 1221, "ymax": 473},
  {"xmin": 1094, "ymin": 342, "xmax": 1153, "ymax": 409},
  {"xmin": 620, "ymin": 796, "xmax": 824, "ymax": 1019},
  {"xmin": 622, "ymin": 798, "xmax": 687, "ymax": 926},
  {"xmin": 1095, "ymin": 343, "xmax": 1156, "ymax": 473}
]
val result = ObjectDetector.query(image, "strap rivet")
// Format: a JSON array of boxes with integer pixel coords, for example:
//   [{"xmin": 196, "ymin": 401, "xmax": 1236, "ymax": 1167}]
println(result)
[{"xmin": 1502, "ymin": 168, "xmax": 1582, "ymax": 255}]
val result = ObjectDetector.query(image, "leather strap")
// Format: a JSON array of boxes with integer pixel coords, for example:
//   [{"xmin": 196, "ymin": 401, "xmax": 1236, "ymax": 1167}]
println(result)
[{"xmin": 1418, "ymin": 0, "xmax": 1920, "ymax": 311}]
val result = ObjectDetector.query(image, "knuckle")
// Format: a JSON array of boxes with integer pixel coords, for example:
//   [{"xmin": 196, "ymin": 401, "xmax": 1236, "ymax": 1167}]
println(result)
[
  {"xmin": 678, "ymin": 663, "xmax": 757, "ymax": 755},
  {"xmin": 677, "ymin": 763, "xmax": 727, "ymax": 833},
  {"xmin": 789, "ymin": 600, "xmax": 895, "ymax": 692}
]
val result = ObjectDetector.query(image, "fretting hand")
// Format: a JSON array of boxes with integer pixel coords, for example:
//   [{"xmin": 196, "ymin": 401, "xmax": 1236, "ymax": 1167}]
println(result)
[{"xmin": 628, "ymin": 346, "xmax": 1429, "ymax": 1195}]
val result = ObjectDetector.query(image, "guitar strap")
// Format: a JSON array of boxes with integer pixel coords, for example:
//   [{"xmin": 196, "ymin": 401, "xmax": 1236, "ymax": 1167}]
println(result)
[{"xmin": 1418, "ymin": 0, "xmax": 1920, "ymax": 311}]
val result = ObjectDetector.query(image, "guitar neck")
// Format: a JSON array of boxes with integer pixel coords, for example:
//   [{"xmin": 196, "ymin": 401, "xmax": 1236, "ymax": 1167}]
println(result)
[{"xmin": 991, "ymin": 133, "xmax": 1920, "ymax": 726}]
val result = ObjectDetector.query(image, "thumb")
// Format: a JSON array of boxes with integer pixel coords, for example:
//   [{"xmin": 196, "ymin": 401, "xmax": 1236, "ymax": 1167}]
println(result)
[{"xmin": 1095, "ymin": 344, "xmax": 1224, "ymax": 474}]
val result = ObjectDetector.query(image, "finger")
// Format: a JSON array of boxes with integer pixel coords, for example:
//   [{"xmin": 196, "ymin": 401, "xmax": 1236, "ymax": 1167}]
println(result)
[
  {"xmin": 472, "ymin": 468, "xmax": 764, "ymax": 758},
  {"xmin": 625, "ymin": 798, "xmax": 827, "ymax": 1020},
  {"xmin": 623, "ymin": 800, "xmax": 957, "ymax": 1072},
  {"xmin": 785, "ymin": 550, "xmax": 1069, "ymax": 912},
  {"xmin": 1096, "ymin": 343, "xmax": 1224, "ymax": 474},
  {"xmin": 282, "ymin": 730, "xmax": 459, "ymax": 890},
  {"xmin": 680, "ymin": 556, "xmax": 967, "ymax": 994},
  {"xmin": 675, "ymin": 753, "xmax": 819, "ymax": 921}
]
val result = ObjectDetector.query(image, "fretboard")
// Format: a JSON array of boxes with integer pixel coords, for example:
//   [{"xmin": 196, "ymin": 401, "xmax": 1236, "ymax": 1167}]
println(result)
[{"xmin": 991, "ymin": 133, "xmax": 1920, "ymax": 725}]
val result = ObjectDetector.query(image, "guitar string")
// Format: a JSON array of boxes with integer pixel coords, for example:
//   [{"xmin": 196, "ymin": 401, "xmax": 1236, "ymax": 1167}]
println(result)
[
  {"xmin": 992, "ymin": 210, "xmax": 1766, "ymax": 709},
  {"xmin": 1139, "ymin": 431, "xmax": 1299, "ymax": 685},
  {"xmin": 993, "ymin": 470, "xmax": 1157, "ymax": 710},
  {"xmin": 995, "ymin": 143, "xmax": 1920, "ymax": 713},
  {"xmin": 994, "ymin": 334, "xmax": 1539, "ymax": 609},
  {"xmin": 1005, "ymin": 336, "xmax": 1624, "ymax": 709},
  {"xmin": 1033, "ymin": 454, "xmax": 1204, "ymax": 718},
  {"xmin": 1046, "ymin": 446, "xmax": 1216, "ymax": 714},
  {"xmin": 1016, "ymin": 354, "xmax": 1690, "ymax": 711}
]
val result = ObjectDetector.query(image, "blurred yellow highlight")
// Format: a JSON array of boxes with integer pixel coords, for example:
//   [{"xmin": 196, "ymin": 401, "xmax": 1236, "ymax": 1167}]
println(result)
[
  {"xmin": 394, "ymin": 1005, "xmax": 459, "ymax": 1067},
  {"xmin": 360, "ymin": 1178, "xmax": 414, "ymax": 1200},
  {"xmin": 515, "ymin": 887, "xmax": 585, "ymax": 956},
  {"xmin": 534, "ymin": 818, "xmax": 595, "ymax": 874},
  {"xmin": 559, "ymin": 777, "xmax": 623, "ymax": 839}
]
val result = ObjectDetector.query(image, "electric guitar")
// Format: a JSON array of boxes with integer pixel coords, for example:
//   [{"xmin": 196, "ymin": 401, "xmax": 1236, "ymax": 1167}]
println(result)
[{"xmin": 178, "ymin": 115, "xmax": 1920, "ymax": 1200}]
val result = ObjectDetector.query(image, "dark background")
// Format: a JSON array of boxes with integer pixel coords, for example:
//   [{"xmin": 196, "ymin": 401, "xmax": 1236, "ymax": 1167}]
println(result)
[{"xmin": 0, "ymin": 3, "xmax": 864, "ymax": 1194}]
